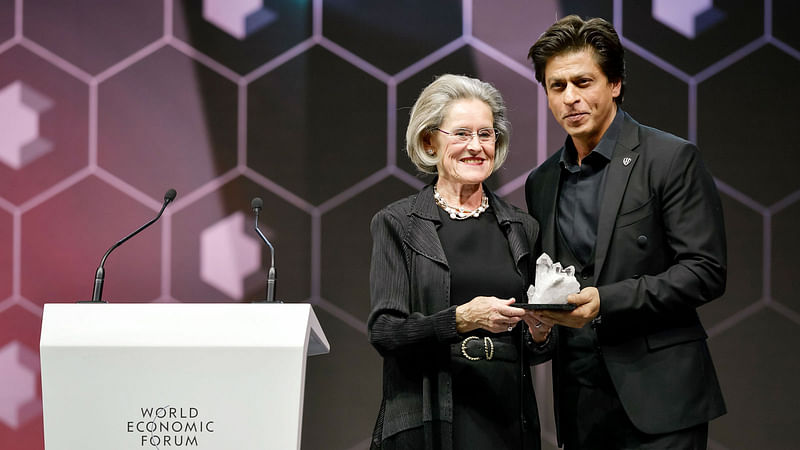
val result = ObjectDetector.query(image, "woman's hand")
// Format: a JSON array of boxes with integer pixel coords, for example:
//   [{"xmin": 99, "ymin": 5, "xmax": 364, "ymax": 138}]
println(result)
[{"xmin": 455, "ymin": 297, "xmax": 525, "ymax": 334}]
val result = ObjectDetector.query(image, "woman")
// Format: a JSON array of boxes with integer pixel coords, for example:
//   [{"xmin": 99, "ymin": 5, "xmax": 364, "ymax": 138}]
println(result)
[{"xmin": 368, "ymin": 74, "xmax": 553, "ymax": 450}]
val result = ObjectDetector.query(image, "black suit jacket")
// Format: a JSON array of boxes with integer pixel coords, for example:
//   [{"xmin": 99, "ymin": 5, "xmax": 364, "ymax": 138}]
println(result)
[{"xmin": 525, "ymin": 111, "xmax": 727, "ymax": 438}]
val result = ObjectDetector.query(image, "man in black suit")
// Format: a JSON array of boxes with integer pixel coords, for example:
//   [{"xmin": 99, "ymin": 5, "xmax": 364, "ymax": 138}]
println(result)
[{"xmin": 525, "ymin": 15, "xmax": 727, "ymax": 449}]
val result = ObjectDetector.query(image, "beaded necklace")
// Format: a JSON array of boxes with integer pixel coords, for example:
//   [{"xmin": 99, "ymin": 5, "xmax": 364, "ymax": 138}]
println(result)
[{"xmin": 433, "ymin": 185, "xmax": 489, "ymax": 220}]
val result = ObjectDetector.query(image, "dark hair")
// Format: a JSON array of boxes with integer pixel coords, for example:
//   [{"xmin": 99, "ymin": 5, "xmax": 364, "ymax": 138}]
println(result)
[{"xmin": 528, "ymin": 15, "xmax": 625, "ymax": 105}]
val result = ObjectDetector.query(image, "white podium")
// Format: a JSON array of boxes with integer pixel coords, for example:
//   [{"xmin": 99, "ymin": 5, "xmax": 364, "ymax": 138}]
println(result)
[{"xmin": 39, "ymin": 303, "xmax": 330, "ymax": 450}]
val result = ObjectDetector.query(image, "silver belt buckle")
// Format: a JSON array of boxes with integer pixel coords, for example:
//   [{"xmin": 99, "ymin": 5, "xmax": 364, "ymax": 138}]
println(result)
[{"xmin": 461, "ymin": 336, "xmax": 494, "ymax": 361}]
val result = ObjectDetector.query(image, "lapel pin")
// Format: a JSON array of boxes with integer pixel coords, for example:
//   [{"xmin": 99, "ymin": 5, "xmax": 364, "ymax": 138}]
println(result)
[{"xmin": 623, "ymin": 157, "xmax": 632, "ymax": 166}]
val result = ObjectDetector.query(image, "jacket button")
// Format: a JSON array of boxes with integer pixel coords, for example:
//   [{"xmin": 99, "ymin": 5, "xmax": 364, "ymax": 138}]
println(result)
[{"xmin": 637, "ymin": 235, "xmax": 648, "ymax": 247}]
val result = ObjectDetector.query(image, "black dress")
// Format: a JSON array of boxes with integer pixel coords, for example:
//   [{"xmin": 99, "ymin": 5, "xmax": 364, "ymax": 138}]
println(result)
[{"xmin": 437, "ymin": 206, "xmax": 538, "ymax": 450}]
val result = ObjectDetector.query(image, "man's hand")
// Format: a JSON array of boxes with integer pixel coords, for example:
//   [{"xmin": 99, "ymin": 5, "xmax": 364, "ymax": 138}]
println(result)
[
  {"xmin": 522, "ymin": 312, "xmax": 554, "ymax": 343},
  {"xmin": 533, "ymin": 286, "xmax": 600, "ymax": 328}
]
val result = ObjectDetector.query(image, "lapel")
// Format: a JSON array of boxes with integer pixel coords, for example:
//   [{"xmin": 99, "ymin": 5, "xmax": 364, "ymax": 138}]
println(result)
[
  {"xmin": 536, "ymin": 159, "xmax": 562, "ymax": 255},
  {"xmin": 401, "ymin": 183, "xmax": 531, "ymax": 272},
  {"xmin": 593, "ymin": 112, "xmax": 641, "ymax": 280},
  {"xmin": 403, "ymin": 184, "xmax": 448, "ymax": 267},
  {"xmin": 488, "ymin": 189, "xmax": 531, "ymax": 274}
]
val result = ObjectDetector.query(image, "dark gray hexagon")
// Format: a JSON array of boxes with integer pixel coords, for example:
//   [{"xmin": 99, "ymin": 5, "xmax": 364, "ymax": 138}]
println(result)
[
  {"xmin": 473, "ymin": 0, "xmax": 560, "ymax": 68},
  {"xmin": 248, "ymin": 45, "xmax": 386, "ymax": 206},
  {"xmin": 622, "ymin": 51, "xmax": 688, "ymax": 140},
  {"xmin": 0, "ymin": 47, "xmax": 88, "ymax": 205},
  {"xmin": 0, "ymin": 0, "xmax": 13, "ymax": 43},
  {"xmin": 24, "ymin": 0, "xmax": 162, "ymax": 75},
  {"xmin": 396, "ymin": 46, "xmax": 550, "ymax": 190},
  {"xmin": 772, "ymin": 199, "xmax": 800, "ymax": 311},
  {"xmin": 698, "ymin": 191, "xmax": 762, "ymax": 329},
  {"xmin": 321, "ymin": 177, "xmax": 417, "ymax": 322},
  {"xmin": 98, "ymin": 46, "xmax": 237, "ymax": 202},
  {"xmin": 773, "ymin": 0, "xmax": 800, "ymax": 52},
  {"xmin": 173, "ymin": 0, "xmax": 311, "ymax": 75},
  {"xmin": 171, "ymin": 176, "xmax": 311, "ymax": 302},
  {"xmin": 623, "ymin": 0, "xmax": 763, "ymax": 75},
  {"xmin": 697, "ymin": 45, "xmax": 800, "ymax": 205},
  {"xmin": 301, "ymin": 307, "xmax": 381, "ymax": 449},
  {"xmin": 323, "ymin": 0, "xmax": 461, "ymax": 74},
  {"xmin": 21, "ymin": 176, "xmax": 161, "ymax": 304},
  {"xmin": 707, "ymin": 309, "xmax": 799, "ymax": 448},
  {"xmin": 0, "ymin": 207, "xmax": 10, "ymax": 301}
]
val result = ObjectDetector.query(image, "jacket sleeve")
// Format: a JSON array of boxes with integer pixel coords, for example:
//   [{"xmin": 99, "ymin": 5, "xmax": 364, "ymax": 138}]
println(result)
[
  {"xmin": 367, "ymin": 208, "xmax": 460, "ymax": 357},
  {"xmin": 597, "ymin": 142, "xmax": 727, "ymax": 324}
]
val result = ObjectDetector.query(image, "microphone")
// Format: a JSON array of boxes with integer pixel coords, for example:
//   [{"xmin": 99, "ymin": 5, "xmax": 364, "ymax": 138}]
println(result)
[
  {"xmin": 87, "ymin": 189, "xmax": 177, "ymax": 303},
  {"xmin": 251, "ymin": 197, "xmax": 277, "ymax": 302}
]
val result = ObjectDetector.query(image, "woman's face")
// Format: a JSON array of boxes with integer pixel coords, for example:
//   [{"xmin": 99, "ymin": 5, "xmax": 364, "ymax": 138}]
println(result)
[{"xmin": 429, "ymin": 99, "xmax": 496, "ymax": 188}]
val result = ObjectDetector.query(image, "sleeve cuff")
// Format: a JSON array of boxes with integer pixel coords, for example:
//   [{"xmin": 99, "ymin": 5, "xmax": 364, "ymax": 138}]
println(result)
[{"xmin": 433, "ymin": 305, "xmax": 460, "ymax": 342}]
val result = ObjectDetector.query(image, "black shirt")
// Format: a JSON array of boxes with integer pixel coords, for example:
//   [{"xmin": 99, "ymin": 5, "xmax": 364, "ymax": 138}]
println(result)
[
  {"xmin": 557, "ymin": 108, "xmax": 622, "ymax": 267},
  {"xmin": 556, "ymin": 108, "xmax": 623, "ymax": 388}
]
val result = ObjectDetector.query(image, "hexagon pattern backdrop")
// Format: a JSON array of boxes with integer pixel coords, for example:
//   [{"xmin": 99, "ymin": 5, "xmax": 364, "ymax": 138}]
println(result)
[{"xmin": 0, "ymin": 0, "xmax": 798, "ymax": 449}]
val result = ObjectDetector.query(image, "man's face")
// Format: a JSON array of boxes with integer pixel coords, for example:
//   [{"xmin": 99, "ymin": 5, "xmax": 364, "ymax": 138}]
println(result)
[{"xmin": 544, "ymin": 49, "xmax": 621, "ymax": 153}]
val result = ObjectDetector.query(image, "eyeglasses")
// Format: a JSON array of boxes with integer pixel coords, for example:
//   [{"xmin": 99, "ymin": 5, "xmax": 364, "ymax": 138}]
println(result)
[{"xmin": 435, "ymin": 127, "xmax": 499, "ymax": 143}]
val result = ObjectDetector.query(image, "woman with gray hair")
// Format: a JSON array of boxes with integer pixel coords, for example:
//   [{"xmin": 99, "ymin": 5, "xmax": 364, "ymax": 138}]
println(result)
[{"xmin": 367, "ymin": 74, "xmax": 552, "ymax": 449}]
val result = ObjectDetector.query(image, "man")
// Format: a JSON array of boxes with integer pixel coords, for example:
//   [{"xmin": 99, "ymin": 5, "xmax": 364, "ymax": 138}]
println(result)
[{"xmin": 525, "ymin": 15, "xmax": 726, "ymax": 449}]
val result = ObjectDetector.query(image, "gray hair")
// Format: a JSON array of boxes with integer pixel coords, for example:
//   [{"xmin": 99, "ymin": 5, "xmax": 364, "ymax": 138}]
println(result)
[{"xmin": 406, "ymin": 74, "xmax": 511, "ymax": 174}]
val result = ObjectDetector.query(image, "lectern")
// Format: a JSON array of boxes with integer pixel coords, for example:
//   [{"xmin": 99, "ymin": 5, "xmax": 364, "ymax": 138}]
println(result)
[{"xmin": 40, "ymin": 303, "xmax": 330, "ymax": 450}]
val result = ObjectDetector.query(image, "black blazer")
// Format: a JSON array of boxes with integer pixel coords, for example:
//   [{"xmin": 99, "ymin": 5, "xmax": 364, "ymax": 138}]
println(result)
[
  {"xmin": 368, "ymin": 183, "xmax": 549, "ymax": 449},
  {"xmin": 525, "ymin": 111, "xmax": 727, "ymax": 438}
]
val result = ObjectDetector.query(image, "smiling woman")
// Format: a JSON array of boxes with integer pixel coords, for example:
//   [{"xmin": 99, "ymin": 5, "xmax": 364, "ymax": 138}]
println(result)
[{"xmin": 367, "ymin": 74, "xmax": 553, "ymax": 450}]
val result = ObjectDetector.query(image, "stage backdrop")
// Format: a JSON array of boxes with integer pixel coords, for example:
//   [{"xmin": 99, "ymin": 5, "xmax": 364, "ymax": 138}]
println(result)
[{"xmin": 1, "ymin": 1, "xmax": 798, "ymax": 449}]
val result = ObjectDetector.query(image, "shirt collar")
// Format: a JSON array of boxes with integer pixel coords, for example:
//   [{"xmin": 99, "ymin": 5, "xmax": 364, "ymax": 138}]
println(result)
[{"xmin": 560, "ymin": 107, "xmax": 623, "ymax": 169}]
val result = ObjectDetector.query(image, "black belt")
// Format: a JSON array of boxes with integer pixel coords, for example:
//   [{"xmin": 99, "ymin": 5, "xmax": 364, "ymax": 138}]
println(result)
[{"xmin": 451, "ymin": 336, "xmax": 518, "ymax": 362}]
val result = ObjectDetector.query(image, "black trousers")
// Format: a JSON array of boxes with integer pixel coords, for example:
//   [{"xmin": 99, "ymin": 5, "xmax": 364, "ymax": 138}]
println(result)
[{"xmin": 561, "ymin": 377, "xmax": 708, "ymax": 450}]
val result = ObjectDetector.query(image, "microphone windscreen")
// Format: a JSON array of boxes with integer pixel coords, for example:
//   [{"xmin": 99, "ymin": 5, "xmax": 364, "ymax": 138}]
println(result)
[
  {"xmin": 164, "ymin": 188, "xmax": 177, "ymax": 202},
  {"xmin": 251, "ymin": 197, "xmax": 263, "ymax": 210}
]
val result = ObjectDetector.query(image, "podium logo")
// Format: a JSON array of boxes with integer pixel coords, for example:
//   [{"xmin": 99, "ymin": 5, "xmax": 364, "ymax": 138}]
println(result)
[{"xmin": 128, "ymin": 406, "xmax": 215, "ymax": 447}]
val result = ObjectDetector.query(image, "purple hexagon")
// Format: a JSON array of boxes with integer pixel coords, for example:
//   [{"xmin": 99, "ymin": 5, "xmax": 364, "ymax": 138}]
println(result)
[
  {"xmin": 24, "ymin": 0, "xmax": 163, "ymax": 75},
  {"xmin": 98, "ymin": 46, "xmax": 237, "ymax": 202},
  {"xmin": 0, "ymin": 47, "xmax": 88, "ymax": 206},
  {"xmin": 472, "ymin": 0, "xmax": 560, "ymax": 67},
  {"xmin": 21, "ymin": 176, "xmax": 162, "ymax": 304},
  {"xmin": 0, "ymin": 0, "xmax": 14, "ymax": 44}
]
